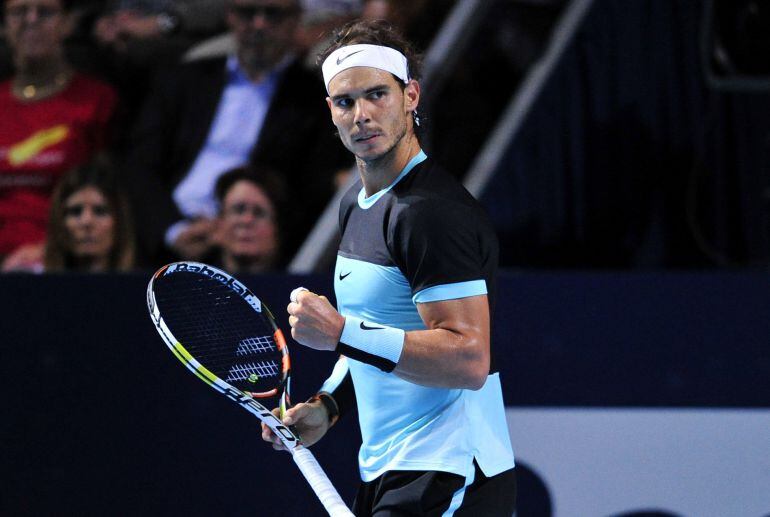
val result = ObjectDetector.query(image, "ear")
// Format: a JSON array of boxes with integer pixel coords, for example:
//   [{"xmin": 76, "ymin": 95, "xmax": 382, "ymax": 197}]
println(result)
[{"xmin": 404, "ymin": 79, "xmax": 420, "ymax": 114}]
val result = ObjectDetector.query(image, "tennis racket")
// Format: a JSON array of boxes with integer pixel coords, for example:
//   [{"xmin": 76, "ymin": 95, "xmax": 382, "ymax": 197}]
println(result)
[{"xmin": 146, "ymin": 261, "xmax": 353, "ymax": 517}]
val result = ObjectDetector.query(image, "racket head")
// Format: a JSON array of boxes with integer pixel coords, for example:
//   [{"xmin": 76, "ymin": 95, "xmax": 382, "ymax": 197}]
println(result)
[
  {"xmin": 147, "ymin": 261, "xmax": 292, "ymax": 414},
  {"xmin": 147, "ymin": 262, "xmax": 352, "ymax": 515}
]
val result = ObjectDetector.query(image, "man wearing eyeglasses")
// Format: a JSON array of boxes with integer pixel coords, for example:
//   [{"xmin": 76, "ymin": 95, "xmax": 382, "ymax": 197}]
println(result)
[
  {"xmin": 212, "ymin": 165, "xmax": 284, "ymax": 274},
  {"xmin": 124, "ymin": 0, "xmax": 352, "ymax": 268}
]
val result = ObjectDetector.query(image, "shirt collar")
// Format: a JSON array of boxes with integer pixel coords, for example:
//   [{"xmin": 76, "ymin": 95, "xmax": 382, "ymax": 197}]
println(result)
[
  {"xmin": 226, "ymin": 54, "xmax": 294, "ymax": 85},
  {"xmin": 358, "ymin": 150, "xmax": 428, "ymax": 209}
]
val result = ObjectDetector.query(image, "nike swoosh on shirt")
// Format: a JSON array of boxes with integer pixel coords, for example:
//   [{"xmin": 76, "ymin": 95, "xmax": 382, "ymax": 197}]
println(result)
[
  {"xmin": 360, "ymin": 322, "xmax": 384, "ymax": 331},
  {"xmin": 339, "ymin": 271, "xmax": 351, "ymax": 281},
  {"xmin": 337, "ymin": 49, "xmax": 365, "ymax": 65}
]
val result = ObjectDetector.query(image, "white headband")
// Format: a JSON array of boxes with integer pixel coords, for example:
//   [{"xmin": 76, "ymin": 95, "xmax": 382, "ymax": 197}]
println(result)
[{"xmin": 322, "ymin": 44, "xmax": 409, "ymax": 93}]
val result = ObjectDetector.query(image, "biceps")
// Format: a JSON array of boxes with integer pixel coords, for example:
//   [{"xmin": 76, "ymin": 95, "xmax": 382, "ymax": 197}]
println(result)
[{"xmin": 416, "ymin": 295, "xmax": 490, "ymax": 339}]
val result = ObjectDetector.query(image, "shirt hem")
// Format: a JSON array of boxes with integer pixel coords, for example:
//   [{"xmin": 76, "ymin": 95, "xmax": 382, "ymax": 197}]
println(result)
[{"xmin": 360, "ymin": 459, "xmax": 471, "ymax": 482}]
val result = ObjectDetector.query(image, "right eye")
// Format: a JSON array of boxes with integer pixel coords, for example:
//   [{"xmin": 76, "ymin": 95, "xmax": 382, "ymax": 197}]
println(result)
[
  {"xmin": 65, "ymin": 205, "xmax": 84, "ymax": 218},
  {"xmin": 335, "ymin": 98, "xmax": 353, "ymax": 109}
]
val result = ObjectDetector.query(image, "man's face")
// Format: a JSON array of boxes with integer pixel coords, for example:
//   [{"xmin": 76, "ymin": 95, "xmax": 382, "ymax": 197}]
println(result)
[
  {"xmin": 226, "ymin": 0, "xmax": 299, "ymax": 73},
  {"xmin": 326, "ymin": 66, "xmax": 419, "ymax": 163},
  {"xmin": 3, "ymin": 0, "xmax": 71, "ymax": 64}
]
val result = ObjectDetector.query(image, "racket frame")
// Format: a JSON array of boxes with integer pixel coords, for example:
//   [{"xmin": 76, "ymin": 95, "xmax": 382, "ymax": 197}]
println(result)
[
  {"xmin": 146, "ymin": 262, "xmax": 353, "ymax": 517},
  {"xmin": 147, "ymin": 262, "xmax": 298, "ymax": 448}
]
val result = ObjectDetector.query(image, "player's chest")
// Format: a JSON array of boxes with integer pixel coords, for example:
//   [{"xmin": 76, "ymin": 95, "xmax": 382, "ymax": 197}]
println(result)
[{"xmin": 334, "ymin": 252, "xmax": 410, "ymax": 307}]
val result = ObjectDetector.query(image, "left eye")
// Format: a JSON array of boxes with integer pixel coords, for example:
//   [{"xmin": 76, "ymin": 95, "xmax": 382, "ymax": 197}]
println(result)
[{"xmin": 336, "ymin": 98, "xmax": 352, "ymax": 108}]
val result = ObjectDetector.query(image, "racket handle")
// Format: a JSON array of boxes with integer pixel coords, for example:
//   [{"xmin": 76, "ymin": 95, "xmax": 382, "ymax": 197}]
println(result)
[{"xmin": 291, "ymin": 447, "xmax": 354, "ymax": 517}]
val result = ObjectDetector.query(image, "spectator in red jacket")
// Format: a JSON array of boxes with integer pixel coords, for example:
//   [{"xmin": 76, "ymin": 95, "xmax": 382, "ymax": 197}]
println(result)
[{"xmin": 0, "ymin": 0, "xmax": 118, "ymax": 267}]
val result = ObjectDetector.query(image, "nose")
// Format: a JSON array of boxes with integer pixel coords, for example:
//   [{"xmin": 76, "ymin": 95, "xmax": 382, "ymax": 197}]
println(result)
[
  {"xmin": 353, "ymin": 99, "xmax": 371, "ymax": 126},
  {"xmin": 23, "ymin": 7, "xmax": 41, "ymax": 24},
  {"xmin": 77, "ymin": 207, "xmax": 96, "ymax": 227},
  {"xmin": 250, "ymin": 13, "xmax": 269, "ymax": 29},
  {"xmin": 237, "ymin": 210, "xmax": 257, "ymax": 223}
]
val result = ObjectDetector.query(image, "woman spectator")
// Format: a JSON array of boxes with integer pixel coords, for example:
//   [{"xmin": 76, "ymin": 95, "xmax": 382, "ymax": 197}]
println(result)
[
  {"xmin": 3, "ymin": 158, "xmax": 136, "ymax": 272},
  {"xmin": 44, "ymin": 158, "xmax": 135, "ymax": 272},
  {"xmin": 0, "ymin": 0, "xmax": 118, "ymax": 265}
]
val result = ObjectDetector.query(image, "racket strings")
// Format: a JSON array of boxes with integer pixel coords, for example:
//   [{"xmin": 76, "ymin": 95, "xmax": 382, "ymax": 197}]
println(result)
[
  {"xmin": 154, "ymin": 273, "xmax": 286, "ymax": 391},
  {"xmin": 225, "ymin": 360, "xmax": 281, "ymax": 383},
  {"xmin": 236, "ymin": 336, "xmax": 276, "ymax": 355}
]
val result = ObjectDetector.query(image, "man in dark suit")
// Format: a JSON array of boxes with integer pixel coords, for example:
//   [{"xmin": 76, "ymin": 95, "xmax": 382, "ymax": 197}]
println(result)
[{"xmin": 124, "ymin": 0, "xmax": 351, "ymax": 267}]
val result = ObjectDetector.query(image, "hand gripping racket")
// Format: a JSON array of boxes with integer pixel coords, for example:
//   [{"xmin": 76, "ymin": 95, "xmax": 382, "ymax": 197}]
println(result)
[{"xmin": 146, "ymin": 261, "xmax": 353, "ymax": 517}]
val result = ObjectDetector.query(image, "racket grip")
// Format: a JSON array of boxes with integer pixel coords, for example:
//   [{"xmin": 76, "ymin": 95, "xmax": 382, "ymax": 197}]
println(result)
[{"xmin": 291, "ymin": 447, "xmax": 354, "ymax": 517}]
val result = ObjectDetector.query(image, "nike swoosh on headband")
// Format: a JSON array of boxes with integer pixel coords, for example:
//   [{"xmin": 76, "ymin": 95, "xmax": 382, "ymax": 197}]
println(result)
[
  {"xmin": 337, "ymin": 49, "xmax": 364, "ymax": 65},
  {"xmin": 322, "ymin": 44, "xmax": 409, "ymax": 93}
]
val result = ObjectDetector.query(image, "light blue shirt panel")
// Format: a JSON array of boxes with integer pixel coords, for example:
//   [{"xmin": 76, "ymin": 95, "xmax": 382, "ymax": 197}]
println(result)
[
  {"xmin": 347, "ymin": 359, "xmax": 472, "ymax": 481},
  {"xmin": 413, "ymin": 280, "xmax": 488, "ymax": 304},
  {"xmin": 344, "ymin": 358, "xmax": 516, "ymax": 481},
  {"xmin": 464, "ymin": 373, "xmax": 516, "ymax": 477},
  {"xmin": 172, "ymin": 56, "xmax": 280, "ymax": 218},
  {"xmin": 334, "ymin": 255, "xmax": 425, "ymax": 330},
  {"xmin": 319, "ymin": 356, "xmax": 350, "ymax": 394}
]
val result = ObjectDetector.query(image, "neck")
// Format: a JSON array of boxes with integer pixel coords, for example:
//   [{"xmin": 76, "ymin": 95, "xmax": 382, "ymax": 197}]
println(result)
[
  {"xmin": 15, "ymin": 54, "xmax": 69, "ymax": 82},
  {"xmin": 223, "ymin": 253, "xmax": 271, "ymax": 274},
  {"xmin": 237, "ymin": 51, "xmax": 285, "ymax": 84},
  {"xmin": 358, "ymin": 131, "xmax": 422, "ymax": 196},
  {"xmin": 72, "ymin": 255, "xmax": 110, "ymax": 273},
  {"xmin": 13, "ymin": 57, "xmax": 72, "ymax": 101}
]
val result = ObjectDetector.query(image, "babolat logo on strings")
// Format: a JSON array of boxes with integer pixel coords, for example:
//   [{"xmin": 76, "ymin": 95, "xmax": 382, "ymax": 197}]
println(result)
[{"xmin": 170, "ymin": 262, "xmax": 262, "ymax": 312}]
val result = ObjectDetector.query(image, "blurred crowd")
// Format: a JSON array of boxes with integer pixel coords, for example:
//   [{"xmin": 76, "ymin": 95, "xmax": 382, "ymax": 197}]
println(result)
[{"xmin": 0, "ymin": 0, "xmax": 455, "ymax": 274}]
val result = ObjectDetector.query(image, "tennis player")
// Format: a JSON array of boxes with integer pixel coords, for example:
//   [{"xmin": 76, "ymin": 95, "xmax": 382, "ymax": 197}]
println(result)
[{"xmin": 263, "ymin": 20, "xmax": 516, "ymax": 515}]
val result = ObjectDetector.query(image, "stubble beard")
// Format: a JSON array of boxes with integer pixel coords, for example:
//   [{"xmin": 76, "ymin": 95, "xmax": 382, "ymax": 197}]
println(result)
[
  {"xmin": 354, "ymin": 118, "xmax": 409, "ymax": 169},
  {"xmin": 237, "ymin": 35, "xmax": 285, "ymax": 79}
]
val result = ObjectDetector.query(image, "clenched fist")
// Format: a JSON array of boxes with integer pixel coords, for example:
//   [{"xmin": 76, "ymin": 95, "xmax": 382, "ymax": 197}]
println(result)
[{"xmin": 286, "ymin": 288, "xmax": 344, "ymax": 351}]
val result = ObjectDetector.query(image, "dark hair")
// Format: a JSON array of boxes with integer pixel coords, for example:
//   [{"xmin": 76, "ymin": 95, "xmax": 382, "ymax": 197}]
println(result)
[
  {"xmin": 214, "ymin": 164, "xmax": 287, "ymax": 210},
  {"xmin": 1, "ymin": 0, "xmax": 75, "ymax": 12},
  {"xmin": 44, "ymin": 155, "xmax": 136, "ymax": 272},
  {"xmin": 316, "ymin": 19, "xmax": 423, "ymax": 83},
  {"xmin": 214, "ymin": 164, "xmax": 287, "ymax": 263}
]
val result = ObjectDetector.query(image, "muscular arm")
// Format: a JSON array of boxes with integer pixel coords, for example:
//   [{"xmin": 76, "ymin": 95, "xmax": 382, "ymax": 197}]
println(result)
[
  {"xmin": 288, "ymin": 292, "xmax": 491, "ymax": 391},
  {"xmin": 395, "ymin": 295, "xmax": 490, "ymax": 390}
]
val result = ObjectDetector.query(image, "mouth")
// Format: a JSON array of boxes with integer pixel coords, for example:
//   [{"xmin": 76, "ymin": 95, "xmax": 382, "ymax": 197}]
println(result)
[
  {"xmin": 73, "ymin": 233, "xmax": 104, "ymax": 244},
  {"xmin": 353, "ymin": 133, "xmax": 380, "ymax": 143},
  {"xmin": 233, "ymin": 230, "xmax": 262, "ymax": 245}
]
